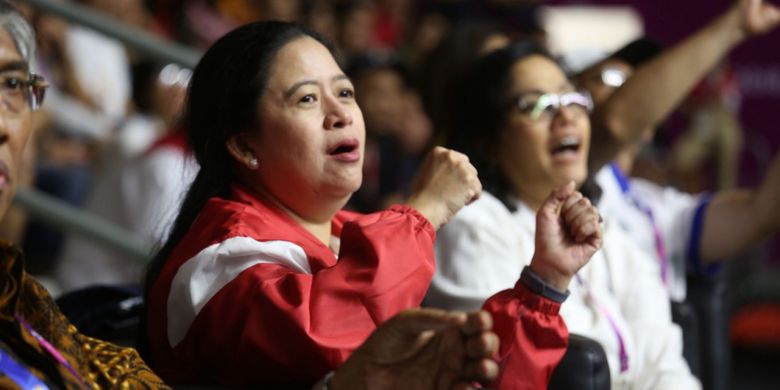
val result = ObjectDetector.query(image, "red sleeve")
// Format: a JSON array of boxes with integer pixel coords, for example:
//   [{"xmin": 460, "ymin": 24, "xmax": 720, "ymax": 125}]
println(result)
[
  {"xmin": 162, "ymin": 205, "xmax": 436, "ymax": 385},
  {"xmin": 482, "ymin": 282, "xmax": 569, "ymax": 390}
]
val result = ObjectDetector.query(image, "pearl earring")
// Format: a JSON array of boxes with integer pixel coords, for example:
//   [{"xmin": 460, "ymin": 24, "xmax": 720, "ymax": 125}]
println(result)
[{"xmin": 249, "ymin": 157, "xmax": 259, "ymax": 169}]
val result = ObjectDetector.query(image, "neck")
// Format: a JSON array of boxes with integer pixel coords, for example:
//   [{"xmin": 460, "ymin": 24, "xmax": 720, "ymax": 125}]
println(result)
[
  {"xmin": 515, "ymin": 186, "xmax": 547, "ymax": 211},
  {"xmin": 268, "ymin": 192, "xmax": 338, "ymax": 246},
  {"xmin": 295, "ymin": 218, "xmax": 333, "ymax": 246},
  {"xmin": 243, "ymin": 179, "xmax": 343, "ymax": 247},
  {"xmin": 614, "ymin": 146, "xmax": 640, "ymax": 175}
]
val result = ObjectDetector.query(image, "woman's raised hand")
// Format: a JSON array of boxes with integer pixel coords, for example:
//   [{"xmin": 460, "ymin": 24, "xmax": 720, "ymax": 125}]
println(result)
[
  {"xmin": 735, "ymin": 0, "xmax": 780, "ymax": 37},
  {"xmin": 529, "ymin": 181, "xmax": 603, "ymax": 292},
  {"xmin": 407, "ymin": 146, "xmax": 482, "ymax": 230}
]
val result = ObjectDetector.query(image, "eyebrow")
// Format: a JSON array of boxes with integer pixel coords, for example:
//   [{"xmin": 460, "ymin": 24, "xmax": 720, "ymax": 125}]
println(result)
[
  {"xmin": 0, "ymin": 61, "xmax": 28, "ymax": 73},
  {"xmin": 283, "ymin": 74, "xmax": 351, "ymax": 99}
]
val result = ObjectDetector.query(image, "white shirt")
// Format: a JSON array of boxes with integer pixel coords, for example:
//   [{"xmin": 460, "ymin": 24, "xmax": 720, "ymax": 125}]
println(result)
[
  {"xmin": 65, "ymin": 26, "xmax": 131, "ymax": 121},
  {"xmin": 425, "ymin": 191, "xmax": 699, "ymax": 389},
  {"xmin": 56, "ymin": 136, "xmax": 197, "ymax": 292},
  {"xmin": 595, "ymin": 164, "xmax": 712, "ymax": 302}
]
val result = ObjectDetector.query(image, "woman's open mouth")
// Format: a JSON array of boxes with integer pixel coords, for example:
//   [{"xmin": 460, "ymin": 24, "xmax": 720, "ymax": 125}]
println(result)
[
  {"xmin": 550, "ymin": 136, "xmax": 582, "ymax": 163},
  {"xmin": 328, "ymin": 138, "xmax": 361, "ymax": 162}
]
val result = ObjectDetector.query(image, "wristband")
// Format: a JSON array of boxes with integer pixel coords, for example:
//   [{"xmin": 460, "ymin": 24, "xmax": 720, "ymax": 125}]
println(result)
[{"xmin": 520, "ymin": 266, "xmax": 570, "ymax": 303}]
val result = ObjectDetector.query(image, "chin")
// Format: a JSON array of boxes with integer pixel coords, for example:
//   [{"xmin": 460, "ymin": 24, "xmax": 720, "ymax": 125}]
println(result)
[
  {"xmin": 551, "ymin": 168, "xmax": 587, "ymax": 189},
  {"xmin": 326, "ymin": 177, "xmax": 363, "ymax": 200},
  {"xmin": 567, "ymin": 164, "xmax": 588, "ymax": 185}
]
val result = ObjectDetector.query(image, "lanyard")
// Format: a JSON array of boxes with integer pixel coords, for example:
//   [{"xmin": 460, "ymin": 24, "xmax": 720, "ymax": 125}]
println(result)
[
  {"xmin": 575, "ymin": 274, "xmax": 629, "ymax": 373},
  {"xmin": 15, "ymin": 315, "xmax": 89, "ymax": 389},
  {"xmin": 0, "ymin": 348, "xmax": 50, "ymax": 389},
  {"xmin": 609, "ymin": 163, "xmax": 670, "ymax": 289}
]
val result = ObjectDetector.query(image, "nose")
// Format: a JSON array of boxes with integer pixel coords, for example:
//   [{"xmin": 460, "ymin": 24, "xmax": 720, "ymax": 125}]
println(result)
[
  {"xmin": 323, "ymin": 95, "xmax": 354, "ymax": 130},
  {"xmin": 554, "ymin": 104, "xmax": 580, "ymax": 124}
]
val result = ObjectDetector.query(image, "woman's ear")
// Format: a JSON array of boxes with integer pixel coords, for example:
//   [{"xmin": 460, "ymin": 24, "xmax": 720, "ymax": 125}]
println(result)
[{"xmin": 226, "ymin": 133, "xmax": 260, "ymax": 170}]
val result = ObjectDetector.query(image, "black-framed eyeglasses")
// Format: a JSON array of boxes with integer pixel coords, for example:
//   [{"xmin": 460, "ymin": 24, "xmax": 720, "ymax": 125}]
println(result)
[
  {"xmin": 515, "ymin": 90, "xmax": 593, "ymax": 121},
  {"xmin": 0, "ymin": 73, "xmax": 48, "ymax": 113}
]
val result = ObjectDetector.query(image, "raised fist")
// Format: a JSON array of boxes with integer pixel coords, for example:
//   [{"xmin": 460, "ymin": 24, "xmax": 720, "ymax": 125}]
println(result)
[
  {"xmin": 529, "ymin": 181, "xmax": 603, "ymax": 291},
  {"xmin": 407, "ymin": 146, "xmax": 482, "ymax": 229}
]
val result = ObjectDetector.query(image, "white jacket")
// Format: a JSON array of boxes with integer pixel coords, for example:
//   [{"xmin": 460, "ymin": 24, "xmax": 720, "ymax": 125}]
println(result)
[
  {"xmin": 425, "ymin": 191, "xmax": 699, "ymax": 390},
  {"xmin": 595, "ymin": 164, "xmax": 713, "ymax": 302}
]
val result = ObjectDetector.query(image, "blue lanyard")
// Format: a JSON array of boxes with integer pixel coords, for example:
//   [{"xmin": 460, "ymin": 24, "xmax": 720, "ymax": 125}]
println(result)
[
  {"xmin": 0, "ymin": 348, "xmax": 50, "ymax": 389},
  {"xmin": 609, "ymin": 163, "xmax": 671, "ymax": 289}
]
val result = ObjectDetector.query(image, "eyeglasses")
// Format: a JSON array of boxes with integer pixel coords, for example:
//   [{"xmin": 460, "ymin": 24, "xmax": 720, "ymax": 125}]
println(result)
[
  {"xmin": 515, "ymin": 90, "xmax": 593, "ymax": 121},
  {"xmin": 0, "ymin": 72, "xmax": 48, "ymax": 113}
]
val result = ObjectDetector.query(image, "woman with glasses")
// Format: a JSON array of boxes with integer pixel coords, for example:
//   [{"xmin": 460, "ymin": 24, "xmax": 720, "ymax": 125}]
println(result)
[{"xmin": 425, "ymin": 41, "xmax": 700, "ymax": 389}]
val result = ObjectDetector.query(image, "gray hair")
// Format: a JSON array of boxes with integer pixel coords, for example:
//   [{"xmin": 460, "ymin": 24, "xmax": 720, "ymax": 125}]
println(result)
[{"xmin": 0, "ymin": 1, "xmax": 35, "ymax": 70}]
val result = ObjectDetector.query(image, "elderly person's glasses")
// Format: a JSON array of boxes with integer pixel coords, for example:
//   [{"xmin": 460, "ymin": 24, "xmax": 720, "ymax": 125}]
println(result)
[
  {"xmin": 515, "ymin": 90, "xmax": 593, "ymax": 121},
  {"xmin": 0, "ymin": 72, "xmax": 48, "ymax": 113}
]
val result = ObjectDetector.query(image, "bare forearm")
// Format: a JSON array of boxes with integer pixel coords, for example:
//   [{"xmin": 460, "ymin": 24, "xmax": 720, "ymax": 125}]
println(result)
[
  {"xmin": 699, "ymin": 191, "xmax": 778, "ymax": 263},
  {"xmin": 700, "ymin": 151, "xmax": 780, "ymax": 263},
  {"xmin": 590, "ymin": 6, "xmax": 745, "ymax": 170}
]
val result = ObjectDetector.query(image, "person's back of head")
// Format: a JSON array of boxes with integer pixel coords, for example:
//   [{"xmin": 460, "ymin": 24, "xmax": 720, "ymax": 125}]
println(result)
[
  {"xmin": 420, "ymin": 20, "xmax": 508, "ymax": 142},
  {"xmin": 449, "ymin": 40, "xmax": 552, "ymax": 211}
]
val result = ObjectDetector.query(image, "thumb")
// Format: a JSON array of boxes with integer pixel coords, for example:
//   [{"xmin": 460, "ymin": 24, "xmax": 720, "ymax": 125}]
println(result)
[
  {"xmin": 391, "ymin": 308, "xmax": 466, "ymax": 336},
  {"xmin": 539, "ymin": 181, "xmax": 576, "ymax": 216}
]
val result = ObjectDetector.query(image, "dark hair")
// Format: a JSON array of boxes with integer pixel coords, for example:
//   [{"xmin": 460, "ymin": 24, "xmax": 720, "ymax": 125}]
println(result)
[
  {"xmin": 420, "ymin": 20, "xmax": 506, "ymax": 142},
  {"xmin": 142, "ymin": 21, "xmax": 334, "ymax": 331},
  {"xmin": 448, "ymin": 41, "xmax": 554, "ymax": 211},
  {"xmin": 611, "ymin": 37, "xmax": 663, "ymax": 68}
]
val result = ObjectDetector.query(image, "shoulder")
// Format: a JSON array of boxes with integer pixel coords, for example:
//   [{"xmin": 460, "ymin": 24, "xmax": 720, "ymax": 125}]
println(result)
[
  {"xmin": 167, "ymin": 196, "xmax": 294, "ymax": 266},
  {"xmin": 630, "ymin": 178, "xmax": 697, "ymax": 205},
  {"xmin": 630, "ymin": 179, "xmax": 701, "ymax": 225}
]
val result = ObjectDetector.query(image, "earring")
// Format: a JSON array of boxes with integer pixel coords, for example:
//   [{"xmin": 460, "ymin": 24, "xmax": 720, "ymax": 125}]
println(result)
[{"xmin": 248, "ymin": 157, "xmax": 259, "ymax": 169}]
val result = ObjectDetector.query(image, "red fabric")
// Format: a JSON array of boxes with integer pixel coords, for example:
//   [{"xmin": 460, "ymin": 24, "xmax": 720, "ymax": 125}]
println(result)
[
  {"xmin": 146, "ymin": 184, "xmax": 568, "ymax": 387},
  {"xmin": 146, "ymin": 184, "xmax": 436, "ymax": 385},
  {"xmin": 374, "ymin": 10, "xmax": 404, "ymax": 48},
  {"xmin": 484, "ymin": 281, "xmax": 569, "ymax": 390}
]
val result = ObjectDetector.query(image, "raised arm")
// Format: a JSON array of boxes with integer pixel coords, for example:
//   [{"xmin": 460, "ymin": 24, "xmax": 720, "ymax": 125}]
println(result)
[
  {"xmin": 485, "ymin": 182, "xmax": 603, "ymax": 389},
  {"xmin": 590, "ymin": 0, "xmax": 780, "ymax": 170},
  {"xmin": 698, "ymin": 150, "xmax": 780, "ymax": 263}
]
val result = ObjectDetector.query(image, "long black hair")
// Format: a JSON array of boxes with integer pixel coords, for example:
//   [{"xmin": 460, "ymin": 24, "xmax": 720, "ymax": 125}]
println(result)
[
  {"xmin": 142, "ymin": 21, "xmax": 335, "ymax": 342},
  {"xmin": 448, "ymin": 41, "xmax": 554, "ymax": 211}
]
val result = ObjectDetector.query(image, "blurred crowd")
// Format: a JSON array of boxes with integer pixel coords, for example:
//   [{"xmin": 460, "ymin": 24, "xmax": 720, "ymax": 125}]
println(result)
[
  {"xmin": 5, "ymin": 0, "xmax": 770, "ymax": 311},
  {"xmin": 6, "ymin": 0, "xmax": 555, "ymax": 292}
]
